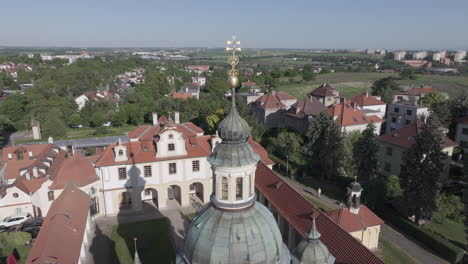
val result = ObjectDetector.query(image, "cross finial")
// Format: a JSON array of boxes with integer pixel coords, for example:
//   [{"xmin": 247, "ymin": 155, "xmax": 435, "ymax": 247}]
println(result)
[{"xmin": 226, "ymin": 35, "xmax": 241, "ymax": 89}]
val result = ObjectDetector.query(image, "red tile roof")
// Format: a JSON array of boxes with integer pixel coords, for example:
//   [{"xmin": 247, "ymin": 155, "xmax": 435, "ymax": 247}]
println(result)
[
  {"xmin": 172, "ymin": 92, "xmax": 193, "ymax": 100},
  {"xmin": 349, "ymin": 93, "xmax": 385, "ymax": 106},
  {"xmin": 288, "ymin": 97, "xmax": 327, "ymax": 119},
  {"xmin": 242, "ymin": 80, "xmax": 256, "ymax": 87},
  {"xmin": 255, "ymin": 162, "xmax": 383, "ymax": 264},
  {"xmin": 248, "ymin": 137, "xmax": 274, "ymax": 166},
  {"xmin": 327, "ymin": 103, "xmax": 382, "ymax": 127},
  {"xmin": 15, "ymin": 176, "xmax": 48, "ymax": 194},
  {"xmin": 254, "ymin": 91, "xmax": 296, "ymax": 110},
  {"xmin": 26, "ymin": 185, "xmax": 90, "ymax": 264},
  {"xmin": 325, "ymin": 206, "xmax": 384, "ymax": 233},
  {"xmin": 309, "ymin": 83, "xmax": 338, "ymax": 97},
  {"xmin": 378, "ymin": 121, "xmax": 457, "ymax": 149},
  {"xmin": 396, "ymin": 87, "xmax": 437, "ymax": 96},
  {"xmin": 49, "ymin": 155, "xmax": 99, "ymax": 190}
]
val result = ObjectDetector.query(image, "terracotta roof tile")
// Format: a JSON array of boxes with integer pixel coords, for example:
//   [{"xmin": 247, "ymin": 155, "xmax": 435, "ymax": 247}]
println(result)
[
  {"xmin": 49, "ymin": 155, "xmax": 99, "ymax": 190},
  {"xmin": 325, "ymin": 206, "xmax": 384, "ymax": 233},
  {"xmin": 309, "ymin": 83, "xmax": 338, "ymax": 97},
  {"xmin": 327, "ymin": 103, "xmax": 383, "ymax": 127},
  {"xmin": 349, "ymin": 93, "xmax": 385, "ymax": 106},
  {"xmin": 26, "ymin": 185, "xmax": 90, "ymax": 264},
  {"xmin": 255, "ymin": 162, "xmax": 383, "ymax": 264},
  {"xmin": 254, "ymin": 91, "xmax": 295, "ymax": 110},
  {"xmin": 248, "ymin": 137, "xmax": 274, "ymax": 166},
  {"xmin": 172, "ymin": 92, "xmax": 193, "ymax": 100}
]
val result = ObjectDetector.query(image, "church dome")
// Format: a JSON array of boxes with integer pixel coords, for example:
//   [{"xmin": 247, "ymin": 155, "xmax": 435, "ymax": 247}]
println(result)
[
  {"xmin": 181, "ymin": 202, "xmax": 290, "ymax": 264},
  {"xmin": 217, "ymin": 103, "xmax": 251, "ymax": 143},
  {"xmin": 208, "ymin": 141, "xmax": 260, "ymax": 167},
  {"xmin": 291, "ymin": 218, "xmax": 335, "ymax": 264},
  {"xmin": 347, "ymin": 180, "xmax": 362, "ymax": 192}
]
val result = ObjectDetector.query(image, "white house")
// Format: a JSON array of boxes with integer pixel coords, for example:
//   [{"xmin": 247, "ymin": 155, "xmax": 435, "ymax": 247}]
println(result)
[
  {"xmin": 327, "ymin": 101, "xmax": 383, "ymax": 134},
  {"xmin": 349, "ymin": 92, "xmax": 387, "ymax": 119},
  {"xmin": 385, "ymin": 100, "xmax": 429, "ymax": 133},
  {"xmin": 191, "ymin": 76, "xmax": 206, "ymax": 86}
]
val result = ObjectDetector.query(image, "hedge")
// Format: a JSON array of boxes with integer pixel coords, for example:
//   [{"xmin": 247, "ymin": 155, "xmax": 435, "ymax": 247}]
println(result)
[
  {"xmin": 269, "ymin": 154, "xmax": 298, "ymax": 177},
  {"xmin": 377, "ymin": 206, "xmax": 465, "ymax": 264}
]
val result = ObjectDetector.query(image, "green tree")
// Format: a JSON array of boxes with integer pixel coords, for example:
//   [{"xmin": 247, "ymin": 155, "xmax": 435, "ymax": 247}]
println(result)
[
  {"xmin": 343, "ymin": 131, "xmax": 362, "ymax": 177},
  {"xmin": 430, "ymin": 102, "xmax": 451, "ymax": 127},
  {"xmin": 111, "ymin": 110, "xmax": 128, "ymax": 127},
  {"xmin": 385, "ymin": 174, "xmax": 402, "ymax": 199},
  {"xmin": 306, "ymin": 113, "xmax": 344, "ymax": 180},
  {"xmin": 353, "ymin": 123, "xmax": 379, "ymax": 183},
  {"xmin": 90, "ymin": 111, "xmax": 105, "ymax": 127},
  {"xmin": 371, "ymin": 77, "xmax": 400, "ymax": 104},
  {"xmin": 42, "ymin": 110, "xmax": 67, "ymax": 138},
  {"xmin": 432, "ymin": 193, "xmax": 464, "ymax": 223},
  {"xmin": 0, "ymin": 95, "xmax": 25, "ymax": 124},
  {"xmin": 400, "ymin": 113, "xmax": 447, "ymax": 223},
  {"xmin": 68, "ymin": 113, "xmax": 82, "ymax": 127},
  {"xmin": 302, "ymin": 71, "xmax": 316, "ymax": 81},
  {"xmin": 400, "ymin": 68, "xmax": 416, "ymax": 80},
  {"xmin": 421, "ymin": 92, "xmax": 445, "ymax": 108},
  {"xmin": 271, "ymin": 131, "xmax": 303, "ymax": 158}
]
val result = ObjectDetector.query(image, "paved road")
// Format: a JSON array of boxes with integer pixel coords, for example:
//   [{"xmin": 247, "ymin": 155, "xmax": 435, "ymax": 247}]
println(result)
[{"xmin": 279, "ymin": 175, "xmax": 447, "ymax": 264}]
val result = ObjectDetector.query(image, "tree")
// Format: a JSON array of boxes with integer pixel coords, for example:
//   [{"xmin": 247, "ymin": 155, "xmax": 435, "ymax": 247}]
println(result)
[
  {"xmin": 400, "ymin": 113, "xmax": 447, "ymax": 223},
  {"xmin": 371, "ymin": 77, "xmax": 400, "ymax": 104},
  {"xmin": 343, "ymin": 131, "xmax": 361, "ymax": 177},
  {"xmin": 385, "ymin": 174, "xmax": 402, "ymax": 199},
  {"xmin": 90, "ymin": 112, "xmax": 105, "ymax": 127},
  {"xmin": 111, "ymin": 110, "xmax": 128, "ymax": 127},
  {"xmin": 353, "ymin": 123, "xmax": 379, "ymax": 183},
  {"xmin": 302, "ymin": 71, "xmax": 316, "ymax": 81},
  {"xmin": 270, "ymin": 131, "xmax": 303, "ymax": 158},
  {"xmin": 306, "ymin": 113, "xmax": 344, "ymax": 180},
  {"xmin": 430, "ymin": 102, "xmax": 451, "ymax": 127},
  {"xmin": 68, "ymin": 113, "xmax": 82, "ymax": 127},
  {"xmin": 432, "ymin": 193, "xmax": 464, "ymax": 223},
  {"xmin": 400, "ymin": 68, "xmax": 416, "ymax": 80},
  {"xmin": 42, "ymin": 110, "xmax": 67, "ymax": 139},
  {"xmin": 421, "ymin": 92, "xmax": 445, "ymax": 108}
]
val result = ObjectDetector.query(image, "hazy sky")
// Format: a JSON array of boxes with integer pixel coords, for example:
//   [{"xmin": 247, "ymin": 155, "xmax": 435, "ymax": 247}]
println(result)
[{"xmin": 1, "ymin": 0, "xmax": 467, "ymax": 49}]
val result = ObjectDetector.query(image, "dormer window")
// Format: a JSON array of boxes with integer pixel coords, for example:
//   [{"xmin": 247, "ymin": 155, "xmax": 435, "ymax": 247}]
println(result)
[
  {"xmin": 17, "ymin": 151, "xmax": 24, "ymax": 160},
  {"xmin": 168, "ymin": 143, "xmax": 175, "ymax": 151}
]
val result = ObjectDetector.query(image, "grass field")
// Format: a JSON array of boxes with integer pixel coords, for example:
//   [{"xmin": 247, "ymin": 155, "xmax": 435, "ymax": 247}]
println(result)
[
  {"xmin": 111, "ymin": 218, "xmax": 175, "ymax": 264},
  {"xmin": 304, "ymin": 195, "xmax": 335, "ymax": 211},
  {"xmin": 398, "ymin": 74, "xmax": 468, "ymax": 98},
  {"xmin": 378, "ymin": 237, "xmax": 420, "ymax": 264},
  {"xmin": 424, "ymin": 218, "xmax": 465, "ymax": 248}
]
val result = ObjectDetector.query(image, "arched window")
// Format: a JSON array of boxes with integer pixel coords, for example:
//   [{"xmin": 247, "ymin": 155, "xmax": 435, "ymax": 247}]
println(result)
[
  {"xmin": 168, "ymin": 143, "xmax": 175, "ymax": 151},
  {"xmin": 236, "ymin": 178, "xmax": 243, "ymax": 200},
  {"xmin": 118, "ymin": 149, "xmax": 123, "ymax": 156},
  {"xmin": 222, "ymin": 177, "xmax": 228, "ymax": 200}
]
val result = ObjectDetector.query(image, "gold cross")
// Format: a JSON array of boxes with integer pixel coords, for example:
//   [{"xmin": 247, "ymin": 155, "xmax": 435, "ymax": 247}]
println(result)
[{"xmin": 226, "ymin": 35, "xmax": 241, "ymax": 78}]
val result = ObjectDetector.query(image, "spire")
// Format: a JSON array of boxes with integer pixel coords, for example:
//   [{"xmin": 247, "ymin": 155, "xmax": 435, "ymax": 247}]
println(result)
[
  {"xmin": 134, "ymin": 238, "xmax": 142, "ymax": 264},
  {"xmin": 307, "ymin": 214, "xmax": 321, "ymax": 240}
]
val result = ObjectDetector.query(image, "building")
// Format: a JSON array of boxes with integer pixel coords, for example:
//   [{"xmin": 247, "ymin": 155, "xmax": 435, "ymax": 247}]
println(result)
[
  {"xmin": 186, "ymin": 65, "xmax": 210, "ymax": 74},
  {"xmin": 75, "ymin": 90, "xmax": 120, "ymax": 111},
  {"xmin": 377, "ymin": 121, "xmax": 457, "ymax": 177},
  {"xmin": 392, "ymin": 86, "xmax": 440, "ymax": 103},
  {"xmin": 308, "ymin": 83, "xmax": 340, "ymax": 107},
  {"xmin": 325, "ymin": 180, "xmax": 384, "ymax": 250},
  {"xmin": 191, "ymin": 76, "xmax": 206, "ymax": 86},
  {"xmin": 251, "ymin": 91, "xmax": 297, "ymax": 129},
  {"xmin": 327, "ymin": 101, "xmax": 383, "ymax": 134},
  {"xmin": 412, "ymin": 51, "xmax": 427, "ymax": 60},
  {"xmin": 393, "ymin": 51, "xmax": 406, "ymax": 61},
  {"xmin": 177, "ymin": 83, "xmax": 200, "ymax": 99},
  {"xmin": 455, "ymin": 116, "xmax": 468, "ymax": 152},
  {"xmin": 0, "ymin": 144, "xmax": 100, "ymax": 219},
  {"xmin": 385, "ymin": 101, "xmax": 429, "ymax": 133},
  {"xmin": 440, "ymin": 57, "xmax": 451, "ymax": 65},
  {"xmin": 433, "ymin": 51, "xmax": 446, "ymax": 62},
  {"xmin": 284, "ymin": 96, "xmax": 327, "ymax": 133},
  {"xmin": 454, "ymin": 51, "xmax": 467, "ymax": 63},
  {"xmin": 349, "ymin": 92, "xmax": 386, "ymax": 119},
  {"xmin": 25, "ymin": 185, "xmax": 93, "ymax": 264},
  {"xmin": 172, "ymin": 92, "xmax": 193, "ymax": 100},
  {"xmin": 402, "ymin": 60, "xmax": 431, "ymax": 68}
]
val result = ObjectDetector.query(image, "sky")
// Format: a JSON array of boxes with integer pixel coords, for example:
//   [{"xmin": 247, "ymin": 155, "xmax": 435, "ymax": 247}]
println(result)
[{"xmin": 1, "ymin": 0, "xmax": 467, "ymax": 50}]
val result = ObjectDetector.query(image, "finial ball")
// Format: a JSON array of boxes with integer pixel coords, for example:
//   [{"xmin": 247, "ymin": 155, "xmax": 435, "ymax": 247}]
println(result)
[{"xmin": 228, "ymin": 76, "xmax": 239, "ymax": 89}]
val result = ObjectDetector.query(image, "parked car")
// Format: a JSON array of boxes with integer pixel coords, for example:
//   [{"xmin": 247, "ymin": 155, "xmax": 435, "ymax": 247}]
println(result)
[
  {"xmin": 0, "ymin": 213, "xmax": 32, "ymax": 229},
  {"xmin": 21, "ymin": 217, "xmax": 43, "ymax": 238}
]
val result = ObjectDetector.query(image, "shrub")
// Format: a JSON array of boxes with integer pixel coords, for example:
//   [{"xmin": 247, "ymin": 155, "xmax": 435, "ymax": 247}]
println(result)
[
  {"xmin": 377, "ymin": 206, "xmax": 464, "ymax": 264},
  {"xmin": 0, "ymin": 231, "xmax": 31, "ymax": 263}
]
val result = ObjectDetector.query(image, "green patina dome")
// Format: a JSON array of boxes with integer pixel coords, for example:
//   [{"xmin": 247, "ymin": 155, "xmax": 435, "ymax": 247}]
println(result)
[
  {"xmin": 291, "ymin": 218, "xmax": 335, "ymax": 264},
  {"xmin": 181, "ymin": 202, "xmax": 290, "ymax": 264},
  {"xmin": 217, "ymin": 99, "xmax": 251, "ymax": 143}
]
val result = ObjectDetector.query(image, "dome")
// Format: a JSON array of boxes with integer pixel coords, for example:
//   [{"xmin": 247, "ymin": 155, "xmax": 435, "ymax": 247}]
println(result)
[
  {"xmin": 217, "ymin": 101, "xmax": 251, "ymax": 143},
  {"xmin": 208, "ymin": 142, "xmax": 260, "ymax": 167},
  {"xmin": 347, "ymin": 180, "xmax": 362, "ymax": 192},
  {"xmin": 291, "ymin": 218, "xmax": 335, "ymax": 264},
  {"xmin": 181, "ymin": 202, "xmax": 290, "ymax": 264}
]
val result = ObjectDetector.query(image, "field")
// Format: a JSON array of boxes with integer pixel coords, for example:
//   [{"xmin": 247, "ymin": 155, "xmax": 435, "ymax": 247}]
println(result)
[
  {"xmin": 378, "ymin": 237, "xmax": 420, "ymax": 264},
  {"xmin": 111, "ymin": 218, "xmax": 175, "ymax": 264},
  {"xmin": 424, "ymin": 218, "xmax": 465, "ymax": 248},
  {"xmin": 277, "ymin": 72, "xmax": 468, "ymax": 99}
]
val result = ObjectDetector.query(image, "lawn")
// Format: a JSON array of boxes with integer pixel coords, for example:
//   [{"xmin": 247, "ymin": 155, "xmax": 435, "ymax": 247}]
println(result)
[
  {"xmin": 424, "ymin": 218, "xmax": 466, "ymax": 248},
  {"xmin": 378, "ymin": 237, "xmax": 420, "ymax": 264},
  {"xmin": 304, "ymin": 195, "xmax": 335, "ymax": 212},
  {"xmin": 278, "ymin": 72, "xmax": 396, "ymax": 99},
  {"xmin": 111, "ymin": 218, "xmax": 176, "ymax": 264},
  {"xmin": 397, "ymin": 74, "xmax": 468, "ymax": 98}
]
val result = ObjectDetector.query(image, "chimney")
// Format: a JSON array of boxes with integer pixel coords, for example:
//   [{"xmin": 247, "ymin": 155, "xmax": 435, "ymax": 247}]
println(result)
[
  {"xmin": 174, "ymin": 112, "xmax": 180, "ymax": 124},
  {"xmin": 48, "ymin": 137, "xmax": 53, "ymax": 144},
  {"xmin": 340, "ymin": 97, "xmax": 346, "ymax": 104},
  {"xmin": 352, "ymin": 102, "xmax": 356, "ymax": 110},
  {"xmin": 152, "ymin": 113, "xmax": 158, "ymax": 126},
  {"xmin": 29, "ymin": 151, "xmax": 33, "ymax": 158},
  {"xmin": 32, "ymin": 167, "xmax": 38, "ymax": 177},
  {"xmin": 8, "ymin": 153, "xmax": 12, "ymax": 159},
  {"xmin": 25, "ymin": 172, "xmax": 31, "ymax": 180},
  {"xmin": 365, "ymin": 90, "xmax": 369, "ymax": 97}
]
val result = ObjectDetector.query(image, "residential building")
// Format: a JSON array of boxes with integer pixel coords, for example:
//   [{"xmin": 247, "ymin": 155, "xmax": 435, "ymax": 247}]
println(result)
[
  {"xmin": 349, "ymin": 92, "xmax": 386, "ymax": 119},
  {"xmin": 177, "ymin": 83, "xmax": 200, "ymax": 99},
  {"xmin": 191, "ymin": 76, "xmax": 206, "ymax": 86},
  {"xmin": 172, "ymin": 92, "xmax": 193, "ymax": 100},
  {"xmin": 455, "ymin": 116, "xmax": 468, "ymax": 152},
  {"xmin": 25, "ymin": 185, "xmax": 93, "ymax": 264},
  {"xmin": 402, "ymin": 60, "xmax": 431, "ymax": 68},
  {"xmin": 251, "ymin": 91, "xmax": 297, "ymax": 129},
  {"xmin": 433, "ymin": 51, "xmax": 446, "ymax": 62},
  {"xmin": 392, "ymin": 86, "xmax": 441, "ymax": 103},
  {"xmin": 0, "ymin": 145, "xmax": 100, "ymax": 219},
  {"xmin": 75, "ymin": 90, "xmax": 120, "ymax": 110},
  {"xmin": 325, "ymin": 180, "xmax": 383, "ymax": 250},
  {"xmin": 186, "ymin": 65, "xmax": 210, "ymax": 74},
  {"xmin": 412, "ymin": 51, "xmax": 427, "ymax": 60},
  {"xmin": 308, "ymin": 83, "xmax": 340, "ymax": 107},
  {"xmin": 327, "ymin": 101, "xmax": 383, "ymax": 134},
  {"xmin": 284, "ymin": 96, "xmax": 327, "ymax": 133},
  {"xmin": 393, "ymin": 51, "xmax": 406, "ymax": 61},
  {"xmin": 377, "ymin": 121, "xmax": 457, "ymax": 177},
  {"xmin": 385, "ymin": 101, "xmax": 429, "ymax": 133},
  {"xmin": 454, "ymin": 51, "xmax": 467, "ymax": 63},
  {"xmin": 440, "ymin": 57, "xmax": 451, "ymax": 65}
]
